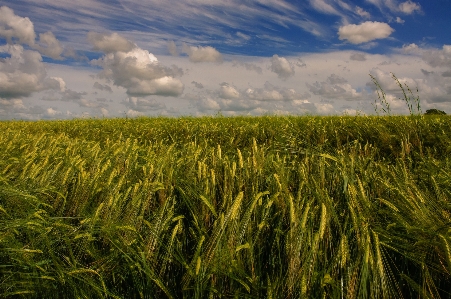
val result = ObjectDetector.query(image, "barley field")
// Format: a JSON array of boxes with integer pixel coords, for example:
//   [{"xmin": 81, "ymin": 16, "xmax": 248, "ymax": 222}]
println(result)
[{"xmin": 1, "ymin": 115, "xmax": 451, "ymax": 298}]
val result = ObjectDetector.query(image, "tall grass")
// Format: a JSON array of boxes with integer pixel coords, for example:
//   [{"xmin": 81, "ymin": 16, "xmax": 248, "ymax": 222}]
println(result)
[{"xmin": 1, "ymin": 113, "xmax": 451, "ymax": 298}]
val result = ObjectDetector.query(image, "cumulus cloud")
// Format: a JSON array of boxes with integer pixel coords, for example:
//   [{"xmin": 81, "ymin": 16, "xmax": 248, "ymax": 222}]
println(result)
[
  {"xmin": 350, "ymin": 53, "xmax": 366, "ymax": 61},
  {"xmin": 182, "ymin": 44, "xmax": 223, "ymax": 63},
  {"xmin": 189, "ymin": 82, "xmax": 312, "ymax": 114},
  {"xmin": 0, "ymin": 98, "xmax": 68, "ymax": 120},
  {"xmin": 78, "ymin": 98, "xmax": 105, "ymax": 108},
  {"xmin": 123, "ymin": 97, "xmax": 166, "ymax": 112},
  {"xmin": 34, "ymin": 31, "xmax": 64, "ymax": 60},
  {"xmin": 422, "ymin": 45, "xmax": 451, "ymax": 69},
  {"xmin": 0, "ymin": 98, "xmax": 26, "ymax": 115},
  {"xmin": 167, "ymin": 40, "xmax": 178, "ymax": 56},
  {"xmin": 0, "ymin": 6, "xmax": 65, "ymax": 59},
  {"xmin": 0, "ymin": 44, "xmax": 65, "ymax": 98},
  {"xmin": 219, "ymin": 83, "xmax": 240, "ymax": 99},
  {"xmin": 45, "ymin": 107, "xmax": 62, "ymax": 117},
  {"xmin": 63, "ymin": 47, "xmax": 89, "ymax": 61},
  {"xmin": 245, "ymin": 82, "xmax": 310, "ymax": 102},
  {"xmin": 327, "ymin": 74, "xmax": 348, "ymax": 84},
  {"xmin": 93, "ymin": 82, "xmax": 113, "ymax": 93},
  {"xmin": 87, "ymin": 32, "xmax": 135, "ymax": 53},
  {"xmin": 125, "ymin": 109, "xmax": 144, "ymax": 118},
  {"xmin": 398, "ymin": 1, "xmax": 421, "ymax": 14},
  {"xmin": 290, "ymin": 99, "xmax": 336, "ymax": 115},
  {"xmin": 125, "ymin": 76, "xmax": 184, "ymax": 96},
  {"xmin": 232, "ymin": 61, "xmax": 263, "ymax": 74},
  {"xmin": 270, "ymin": 55, "xmax": 295, "ymax": 79},
  {"xmin": 0, "ymin": 6, "xmax": 35, "ymax": 45},
  {"xmin": 197, "ymin": 97, "xmax": 221, "ymax": 112},
  {"xmin": 366, "ymin": 69, "xmax": 430, "ymax": 111},
  {"xmin": 90, "ymin": 32, "xmax": 184, "ymax": 97},
  {"xmin": 402, "ymin": 43, "xmax": 420, "ymax": 54},
  {"xmin": 307, "ymin": 74, "xmax": 366, "ymax": 101},
  {"xmin": 366, "ymin": 69, "xmax": 425, "ymax": 105},
  {"xmin": 338, "ymin": 21, "xmax": 394, "ymax": 44}
]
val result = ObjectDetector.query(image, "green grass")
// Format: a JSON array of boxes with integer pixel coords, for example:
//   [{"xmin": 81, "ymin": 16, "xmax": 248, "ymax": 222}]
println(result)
[{"xmin": 1, "ymin": 114, "xmax": 451, "ymax": 298}]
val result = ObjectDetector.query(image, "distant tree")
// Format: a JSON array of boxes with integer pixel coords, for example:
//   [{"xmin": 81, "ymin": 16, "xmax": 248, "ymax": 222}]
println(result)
[{"xmin": 424, "ymin": 109, "xmax": 446, "ymax": 115}]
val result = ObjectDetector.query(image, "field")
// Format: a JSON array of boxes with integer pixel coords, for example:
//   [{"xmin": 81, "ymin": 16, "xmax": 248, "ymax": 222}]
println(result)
[{"xmin": 1, "ymin": 115, "xmax": 451, "ymax": 298}]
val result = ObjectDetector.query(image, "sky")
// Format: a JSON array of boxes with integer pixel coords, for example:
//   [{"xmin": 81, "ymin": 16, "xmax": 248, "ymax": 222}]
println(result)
[{"xmin": 1, "ymin": 0, "xmax": 451, "ymax": 120}]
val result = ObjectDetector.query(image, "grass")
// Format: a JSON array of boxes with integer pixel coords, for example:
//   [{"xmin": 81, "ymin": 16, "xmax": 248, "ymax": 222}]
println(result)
[{"xmin": 1, "ymin": 75, "xmax": 451, "ymax": 298}]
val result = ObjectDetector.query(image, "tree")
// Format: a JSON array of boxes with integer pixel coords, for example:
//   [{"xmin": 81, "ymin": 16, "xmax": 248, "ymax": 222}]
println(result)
[{"xmin": 424, "ymin": 109, "xmax": 446, "ymax": 115}]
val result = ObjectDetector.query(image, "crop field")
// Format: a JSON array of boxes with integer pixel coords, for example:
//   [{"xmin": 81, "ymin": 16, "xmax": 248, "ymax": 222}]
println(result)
[{"xmin": 1, "ymin": 115, "xmax": 451, "ymax": 298}]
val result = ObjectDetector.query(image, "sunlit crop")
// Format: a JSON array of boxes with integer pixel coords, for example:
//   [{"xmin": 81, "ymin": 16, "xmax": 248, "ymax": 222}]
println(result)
[{"xmin": 1, "ymin": 112, "xmax": 450, "ymax": 298}]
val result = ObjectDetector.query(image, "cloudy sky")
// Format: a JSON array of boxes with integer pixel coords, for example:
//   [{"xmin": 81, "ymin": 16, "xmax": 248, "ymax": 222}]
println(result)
[{"xmin": 1, "ymin": 0, "xmax": 450, "ymax": 119}]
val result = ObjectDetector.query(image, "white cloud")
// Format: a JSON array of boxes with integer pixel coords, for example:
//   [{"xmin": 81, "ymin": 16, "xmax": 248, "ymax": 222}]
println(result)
[
  {"xmin": 182, "ymin": 44, "xmax": 223, "ymax": 63},
  {"xmin": 398, "ymin": 1, "xmax": 421, "ymax": 14},
  {"xmin": 123, "ymin": 97, "xmax": 166, "ymax": 112},
  {"xmin": 0, "ymin": 6, "xmax": 65, "ymax": 60},
  {"xmin": 245, "ymin": 82, "xmax": 310, "ymax": 102},
  {"xmin": 233, "ymin": 61, "xmax": 263, "ymax": 74},
  {"xmin": 0, "ymin": 6, "xmax": 36, "ymax": 45},
  {"xmin": 0, "ymin": 98, "xmax": 26, "ymax": 112},
  {"xmin": 236, "ymin": 32, "xmax": 251, "ymax": 40},
  {"xmin": 125, "ymin": 109, "xmax": 144, "ymax": 117},
  {"xmin": 270, "ymin": 55, "xmax": 295, "ymax": 79},
  {"xmin": 310, "ymin": 0, "xmax": 341, "ymax": 15},
  {"xmin": 355, "ymin": 6, "xmax": 371, "ymax": 18},
  {"xmin": 367, "ymin": 68, "xmax": 404, "ymax": 92},
  {"xmin": 167, "ymin": 40, "xmax": 178, "ymax": 56},
  {"xmin": 0, "ymin": 44, "xmax": 65, "ymax": 98},
  {"xmin": 100, "ymin": 107, "xmax": 109, "ymax": 116},
  {"xmin": 219, "ymin": 83, "xmax": 240, "ymax": 99},
  {"xmin": 87, "ymin": 32, "xmax": 135, "ymax": 53},
  {"xmin": 338, "ymin": 21, "xmax": 394, "ymax": 44},
  {"xmin": 422, "ymin": 45, "xmax": 451, "ymax": 69},
  {"xmin": 90, "ymin": 33, "xmax": 184, "ymax": 97},
  {"xmin": 366, "ymin": 0, "xmax": 421, "ymax": 14},
  {"xmin": 50, "ymin": 77, "xmax": 66, "ymax": 92},
  {"xmin": 307, "ymin": 74, "xmax": 366, "ymax": 101},
  {"xmin": 189, "ymin": 80, "xmax": 313, "ymax": 114},
  {"xmin": 45, "ymin": 107, "xmax": 61, "ymax": 117},
  {"xmin": 402, "ymin": 43, "xmax": 420, "ymax": 53},
  {"xmin": 363, "ymin": 68, "xmax": 450, "ymax": 111},
  {"xmin": 395, "ymin": 17, "xmax": 405, "ymax": 24},
  {"xmin": 196, "ymin": 97, "xmax": 221, "ymax": 112},
  {"xmin": 126, "ymin": 76, "xmax": 184, "ymax": 96},
  {"xmin": 60, "ymin": 89, "xmax": 87, "ymax": 101},
  {"xmin": 35, "ymin": 31, "xmax": 64, "ymax": 60}
]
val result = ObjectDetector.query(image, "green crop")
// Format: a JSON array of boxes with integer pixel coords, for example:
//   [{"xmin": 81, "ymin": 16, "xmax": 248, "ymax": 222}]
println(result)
[{"xmin": 1, "ymin": 113, "xmax": 450, "ymax": 298}]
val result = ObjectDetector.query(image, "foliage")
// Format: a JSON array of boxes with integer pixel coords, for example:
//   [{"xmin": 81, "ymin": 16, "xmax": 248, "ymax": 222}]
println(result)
[
  {"xmin": 425, "ymin": 109, "xmax": 447, "ymax": 115},
  {"xmin": 1, "ymin": 115, "xmax": 451, "ymax": 298}
]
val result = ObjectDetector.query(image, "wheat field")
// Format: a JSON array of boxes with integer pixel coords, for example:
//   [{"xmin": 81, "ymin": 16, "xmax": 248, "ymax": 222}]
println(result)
[{"xmin": 1, "ymin": 115, "xmax": 450, "ymax": 298}]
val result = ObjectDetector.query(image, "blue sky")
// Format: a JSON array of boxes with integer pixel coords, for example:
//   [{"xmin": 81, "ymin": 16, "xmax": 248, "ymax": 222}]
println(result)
[{"xmin": 1, "ymin": 0, "xmax": 450, "ymax": 119}]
